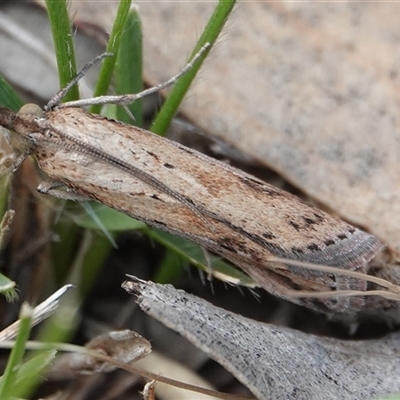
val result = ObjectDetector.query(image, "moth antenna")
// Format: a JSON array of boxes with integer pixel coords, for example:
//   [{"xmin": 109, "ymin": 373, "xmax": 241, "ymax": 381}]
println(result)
[
  {"xmin": 268, "ymin": 256, "xmax": 400, "ymax": 294},
  {"xmin": 45, "ymin": 52, "xmax": 113, "ymax": 111},
  {"xmin": 285, "ymin": 289, "xmax": 400, "ymax": 302},
  {"xmin": 55, "ymin": 43, "xmax": 211, "ymax": 109}
]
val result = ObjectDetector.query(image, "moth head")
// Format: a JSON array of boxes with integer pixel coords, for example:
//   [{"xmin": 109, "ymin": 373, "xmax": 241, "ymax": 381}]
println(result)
[{"xmin": 18, "ymin": 103, "xmax": 44, "ymax": 118}]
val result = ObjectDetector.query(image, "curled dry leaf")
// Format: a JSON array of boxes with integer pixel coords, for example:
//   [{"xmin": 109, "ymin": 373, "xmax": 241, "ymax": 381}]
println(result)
[
  {"xmin": 123, "ymin": 277, "xmax": 400, "ymax": 400},
  {"xmin": 48, "ymin": 329, "xmax": 151, "ymax": 378},
  {"xmin": 86, "ymin": 329, "xmax": 152, "ymax": 372}
]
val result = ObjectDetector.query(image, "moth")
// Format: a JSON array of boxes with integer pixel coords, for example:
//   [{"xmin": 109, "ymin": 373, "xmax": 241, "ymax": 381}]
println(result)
[{"xmin": 0, "ymin": 47, "xmax": 389, "ymax": 318}]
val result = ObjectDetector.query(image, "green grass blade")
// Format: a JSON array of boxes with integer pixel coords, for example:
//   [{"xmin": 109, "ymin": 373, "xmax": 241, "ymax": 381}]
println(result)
[
  {"xmin": 115, "ymin": 6, "xmax": 143, "ymax": 125},
  {"xmin": 150, "ymin": 0, "xmax": 236, "ymax": 135},
  {"xmin": 12, "ymin": 350, "xmax": 57, "ymax": 399},
  {"xmin": 76, "ymin": 231, "xmax": 114, "ymax": 297},
  {"xmin": 0, "ymin": 303, "xmax": 33, "ymax": 400},
  {"xmin": 0, "ymin": 75, "xmax": 23, "ymax": 111},
  {"xmin": 147, "ymin": 228, "xmax": 256, "ymax": 287},
  {"xmin": 76, "ymin": 203, "xmax": 146, "ymax": 232},
  {"xmin": 90, "ymin": 0, "xmax": 132, "ymax": 115},
  {"xmin": 45, "ymin": 0, "xmax": 79, "ymax": 102},
  {"xmin": 155, "ymin": 249, "xmax": 186, "ymax": 283},
  {"xmin": 51, "ymin": 211, "xmax": 81, "ymax": 284}
]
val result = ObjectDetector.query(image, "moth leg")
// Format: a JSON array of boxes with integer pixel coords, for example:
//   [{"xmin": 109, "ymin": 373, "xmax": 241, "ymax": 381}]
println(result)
[
  {"xmin": 11, "ymin": 151, "xmax": 31, "ymax": 172},
  {"xmin": 0, "ymin": 150, "xmax": 32, "ymax": 177},
  {"xmin": 201, "ymin": 247, "xmax": 214, "ymax": 281},
  {"xmin": 0, "ymin": 135, "xmax": 32, "ymax": 175},
  {"xmin": 0, "ymin": 153, "xmax": 26, "ymax": 177},
  {"xmin": 37, "ymin": 180, "xmax": 90, "ymax": 202}
]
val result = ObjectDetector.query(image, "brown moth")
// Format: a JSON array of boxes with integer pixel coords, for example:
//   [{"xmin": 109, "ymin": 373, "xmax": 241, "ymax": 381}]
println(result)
[{"xmin": 0, "ymin": 49, "xmax": 386, "ymax": 317}]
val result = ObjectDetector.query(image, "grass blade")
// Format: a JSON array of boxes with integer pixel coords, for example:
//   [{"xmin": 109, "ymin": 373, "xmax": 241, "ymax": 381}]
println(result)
[
  {"xmin": 0, "ymin": 303, "xmax": 33, "ymax": 400},
  {"xmin": 13, "ymin": 350, "xmax": 57, "ymax": 398},
  {"xmin": 45, "ymin": 0, "xmax": 79, "ymax": 102},
  {"xmin": 150, "ymin": 0, "xmax": 236, "ymax": 135},
  {"xmin": 90, "ymin": 0, "xmax": 132, "ymax": 115},
  {"xmin": 0, "ymin": 75, "xmax": 23, "ymax": 111},
  {"xmin": 147, "ymin": 228, "xmax": 256, "ymax": 287},
  {"xmin": 115, "ymin": 5, "xmax": 143, "ymax": 125}
]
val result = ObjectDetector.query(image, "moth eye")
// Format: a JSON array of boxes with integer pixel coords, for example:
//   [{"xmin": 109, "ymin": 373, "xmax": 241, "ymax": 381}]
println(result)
[{"xmin": 18, "ymin": 103, "xmax": 44, "ymax": 118}]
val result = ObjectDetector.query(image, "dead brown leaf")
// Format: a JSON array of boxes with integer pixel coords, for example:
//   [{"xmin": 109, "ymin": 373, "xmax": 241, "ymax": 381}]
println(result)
[{"xmin": 48, "ymin": 330, "xmax": 151, "ymax": 378}]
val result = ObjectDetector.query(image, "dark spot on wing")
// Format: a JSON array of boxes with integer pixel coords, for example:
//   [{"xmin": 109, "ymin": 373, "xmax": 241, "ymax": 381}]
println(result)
[
  {"xmin": 219, "ymin": 236, "xmax": 243, "ymax": 252},
  {"xmin": 239, "ymin": 176, "xmax": 281, "ymax": 196},
  {"xmin": 289, "ymin": 221, "xmax": 301, "ymax": 231},
  {"xmin": 219, "ymin": 243, "xmax": 237, "ymax": 254},
  {"xmin": 303, "ymin": 217, "xmax": 318, "ymax": 225},
  {"xmin": 146, "ymin": 150, "xmax": 159, "ymax": 161},
  {"xmin": 313, "ymin": 213, "xmax": 324, "ymax": 222},
  {"xmin": 307, "ymin": 243, "xmax": 320, "ymax": 252},
  {"xmin": 152, "ymin": 220, "xmax": 167, "ymax": 227},
  {"xmin": 291, "ymin": 247, "xmax": 304, "ymax": 254},
  {"xmin": 262, "ymin": 231, "xmax": 276, "ymax": 240}
]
